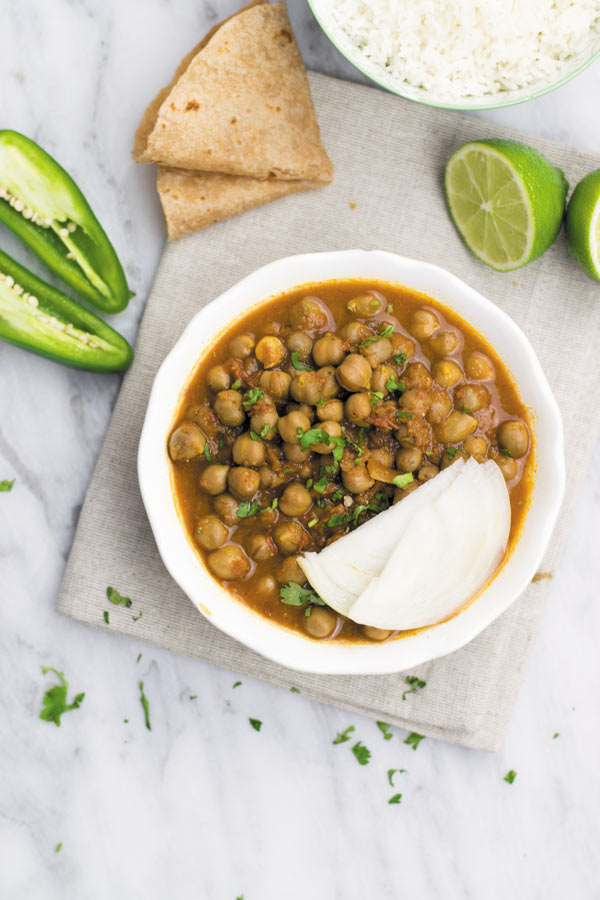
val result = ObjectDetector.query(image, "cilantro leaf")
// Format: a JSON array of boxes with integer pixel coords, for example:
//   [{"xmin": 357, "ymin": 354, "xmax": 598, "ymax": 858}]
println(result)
[
  {"xmin": 388, "ymin": 793, "xmax": 402, "ymax": 804},
  {"xmin": 446, "ymin": 447, "xmax": 458, "ymax": 460},
  {"xmin": 39, "ymin": 667, "xmax": 85, "ymax": 727},
  {"xmin": 280, "ymin": 582, "xmax": 323, "ymax": 606},
  {"xmin": 392, "ymin": 472, "xmax": 414, "ymax": 489},
  {"xmin": 393, "ymin": 352, "xmax": 407, "ymax": 365},
  {"xmin": 351, "ymin": 741, "xmax": 371, "ymax": 765},
  {"xmin": 333, "ymin": 725, "xmax": 355, "ymax": 744},
  {"xmin": 136, "ymin": 653, "xmax": 142, "ymax": 663},
  {"xmin": 231, "ymin": 379, "xmax": 242, "ymax": 390},
  {"xmin": 395, "ymin": 410, "xmax": 413, "ymax": 420},
  {"xmin": 139, "ymin": 681, "xmax": 151, "ymax": 731},
  {"xmin": 232, "ymin": 680, "xmax": 242, "ymax": 688},
  {"xmin": 290, "ymin": 351, "xmax": 313, "ymax": 371},
  {"xmin": 377, "ymin": 721, "xmax": 393, "ymax": 741},
  {"xmin": 106, "ymin": 586, "xmax": 132, "ymax": 608},
  {"xmin": 500, "ymin": 447, "xmax": 514, "ymax": 457},
  {"xmin": 326, "ymin": 513, "xmax": 346, "ymax": 528},
  {"xmin": 402, "ymin": 675, "xmax": 427, "ymax": 700},
  {"xmin": 504, "ymin": 769, "xmax": 517, "ymax": 784},
  {"xmin": 55, "ymin": 842, "xmax": 63, "ymax": 853},
  {"xmin": 387, "ymin": 768, "xmax": 407, "ymax": 787},
  {"xmin": 236, "ymin": 500, "xmax": 261, "ymax": 518},
  {"xmin": 553, "ymin": 732, "xmax": 560, "ymax": 739},
  {"xmin": 204, "ymin": 444, "xmax": 212, "ymax": 462},
  {"xmin": 0, "ymin": 479, "xmax": 15, "ymax": 492},
  {"xmin": 359, "ymin": 324, "xmax": 395, "ymax": 348},
  {"xmin": 242, "ymin": 387, "xmax": 264, "ymax": 407},
  {"xmin": 404, "ymin": 732, "xmax": 425, "ymax": 750},
  {"xmin": 370, "ymin": 391, "xmax": 384, "ymax": 405},
  {"xmin": 298, "ymin": 428, "xmax": 345, "ymax": 463},
  {"xmin": 313, "ymin": 474, "xmax": 329, "ymax": 494},
  {"xmin": 385, "ymin": 376, "xmax": 405, "ymax": 393},
  {"xmin": 249, "ymin": 718, "xmax": 262, "ymax": 731},
  {"xmin": 290, "ymin": 687, "xmax": 300, "ymax": 694},
  {"xmin": 260, "ymin": 424, "xmax": 270, "ymax": 438},
  {"xmin": 249, "ymin": 431, "xmax": 262, "ymax": 442},
  {"xmin": 103, "ymin": 611, "xmax": 110, "ymax": 625}
]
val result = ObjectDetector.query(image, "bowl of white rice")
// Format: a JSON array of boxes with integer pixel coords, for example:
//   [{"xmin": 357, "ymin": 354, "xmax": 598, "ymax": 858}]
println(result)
[{"xmin": 308, "ymin": 0, "xmax": 600, "ymax": 109}]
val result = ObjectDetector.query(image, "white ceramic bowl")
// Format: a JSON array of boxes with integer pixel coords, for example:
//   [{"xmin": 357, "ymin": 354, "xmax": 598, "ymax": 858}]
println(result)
[{"xmin": 138, "ymin": 250, "xmax": 565, "ymax": 674}]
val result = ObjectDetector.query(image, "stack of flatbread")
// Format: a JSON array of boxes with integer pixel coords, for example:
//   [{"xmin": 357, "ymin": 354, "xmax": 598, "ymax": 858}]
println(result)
[{"xmin": 133, "ymin": 0, "xmax": 333, "ymax": 240}]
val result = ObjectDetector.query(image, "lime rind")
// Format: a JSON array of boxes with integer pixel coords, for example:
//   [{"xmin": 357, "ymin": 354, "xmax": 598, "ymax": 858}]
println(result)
[{"xmin": 565, "ymin": 168, "xmax": 600, "ymax": 283}]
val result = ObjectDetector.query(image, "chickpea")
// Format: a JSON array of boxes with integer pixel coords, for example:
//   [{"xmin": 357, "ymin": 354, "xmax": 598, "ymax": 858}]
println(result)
[
  {"xmin": 313, "ymin": 420, "xmax": 342, "ymax": 453},
  {"xmin": 229, "ymin": 333, "xmax": 254, "ymax": 358},
  {"xmin": 464, "ymin": 435, "xmax": 488, "ymax": 460},
  {"xmin": 317, "ymin": 366, "xmax": 340, "ymax": 400},
  {"xmin": 305, "ymin": 607, "xmax": 337, "ymax": 639},
  {"xmin": 255, "ymin": 574, "xmax": 279, "ymax": 597},
  {"xmin": 494, "ymin": 451, "xmax": 518, "ymax": 481},
  {"xmin": 361, "ymin": 336, "xmax": 393, "ymax": 369},
  {"xmin": 336, "ymin": 353, "xmax": 372, "ymax": 392},
  {"xmin": 465, "ymin": 354, "xmax": 494, "ymax": 381},
  {"xmin": 208, "ymin": 545, "xmax": 251, "ymax": 581},
  {"xmin": 410, "ymin": 308, "xmax": 439, "ymax": 340},
  {"xmin": 390, "ymin": 333, "xmax": 415, "ymax": 360},
  {"xmin": 403, "ymin": 362, "xmax": 433, "ymax": 390},
  {"xmin": 195, "ymin": 515, "xmax": 228, "ymax": 551},
  {"xmin": 278, "ymin": 410, "xmax": 311, "ymax": 444},
  {"xmin": 432, "ymin": 360, "xmax": 463, "ymax": 388},
  {"xmin": 276, "ymin": 555, "xmax": 306, "ymax": 584},
  {"xmin": 273, "ymin": 521, "xmax": 306, "ymax": 554},
  {"xmin": 287, "ymin": 402, "xmax": 316, "ymax": 422},
  {"xmin": 418, "ymin": 463, "xmax": 440, "ymax": 481},
  {"xmin": 279, "ymin": 482, "xmax": 312, "ymax": 517},
  {"xmin": 435, "ymin": 411, "xmax": 477, "ymax": 443},
  {"xmin": 214, "ymin": 493, "xmax": 239, "ymax": 526},
  {"xmin": 400, "ymin": 388, "xmax": 431, "ymax": 416},
  {"xmin": 429, "ymin": 330, "xmax": 459, "ymax": 356},
  {"xmin": 347, "ymin": 292, "xmax": 383, "ymax": 317},
  {"xmin": 286, "ymin": 331, "xmax": 313, "ymax": 359},
  {"xmin": 168, "ymin": 421, "xmax": 207, "ymax": 462},
  {"xmin": 371, "ymin": 363, "xmax": 396, "ymax": 395},
  {"xmin": 207, "ymin": 364, "xmax": 230, "ymax": 392},
  {"xmin": 427, "ymin": 389, "xmax": 452, "ymax": 424},
  {"xmin": 289, "ymin": 297, "xmax": 329, "ymax": 331},
  {"xmin": 345, "ymin": 392, "xmax": 371, "ymax": 425},
  {"xmin": 199, "ymin": 464, "xmax": 230, "ymax": 495},
  {"xmin": 246, "ymin": 533, "xmax": 277, "ymax": 561},
  {"xmin": 342, "ymin": 465, "xmax": 374, "ymax": 494},
  {"xmin": 497, "ymin": 420, "xmax": 529, "ymax": 459},
  {"xmin": 214, "ymin": 390, "xmax": 246, "ymax": 426},
  {"xmin": 316, "ymin": 398, "xmax": 344, "ymax": 422},
  {"xmin": 283, "ymin": 442, "xmax": 311, "ymax": 463},
  {"xmin": 255, "ymin": 335, "xmax": 286, "ymax": 369},
  {"xmin": 250, "ymin": 404, "xmax": 278, "ymax": 440},
  {"xmin": 232, "ymin": 432, "xmax": 266, "ymax": 467},
  {"xmin": 340, "ymin": 321, "xmax": 370, "ymax": 345},
  {"xmin": 290, "ymin": 368, "xmax": 337, "ymax": 405},
  {"xmin": 395, "ymin": 416, "xmax": 431, "ymax": 450},
  {"xmin": 228, "ymin": 466, "xmax": 260, "ymax": 500},
  {"xmin": 454, "ymin": 383, "xmax": 490, "ymax": 413},
  {"xmin": 370, "ymin": 447, "xmax": 395, "ymax": 468},
  {"xmin": 259, "ymin": 465, "xmax": 285, "ymax": 489},
  {"xmin": 395, "ymin": 447, "xmax": 423, "ymax": 472},
  {"xmin": 362, "ymin": 625, "xmax": 393, "ymax": 641},
  {"xmin": 189, "ymin": 404, "xmax": 220, "ymax": 436},
  {"xmin": 259, "ymin": 369, "xmax": 291, "ymax": 402},
  {"xmin": 312, "ymin": 333, "xmax": 346, "ymax": 366}
]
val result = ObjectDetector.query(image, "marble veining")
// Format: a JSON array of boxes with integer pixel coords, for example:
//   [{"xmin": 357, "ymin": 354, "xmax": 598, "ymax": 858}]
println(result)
[{"xmin": 1, "ymin": 1, "xmax": 599, "ymax": 897}]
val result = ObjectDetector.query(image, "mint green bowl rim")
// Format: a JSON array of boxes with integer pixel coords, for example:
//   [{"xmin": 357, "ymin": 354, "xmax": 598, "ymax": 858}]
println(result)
[{"xmin": 307, "ymin": 0, "xmax": 600, "ymax": 111}]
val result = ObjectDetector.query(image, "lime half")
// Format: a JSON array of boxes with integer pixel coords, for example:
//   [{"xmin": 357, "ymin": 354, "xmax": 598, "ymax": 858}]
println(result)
[
  {"xmin": 445, "ymin": 140, "xmax": 568, "ymax": 272},
  {"xmin": 565, "ymin": 169, "xmax": 600, "ymax": 283}
]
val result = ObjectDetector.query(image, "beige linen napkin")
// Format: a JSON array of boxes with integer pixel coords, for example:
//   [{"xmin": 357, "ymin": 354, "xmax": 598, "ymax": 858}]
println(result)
[{"xmin": 57, "ymin": 73, "xmax": 600, "ymax": 751}]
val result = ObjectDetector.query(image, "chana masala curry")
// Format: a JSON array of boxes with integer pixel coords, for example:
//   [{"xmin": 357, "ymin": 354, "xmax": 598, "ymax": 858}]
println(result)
[{"xmin": 168, "ymin": 280, "xmax": 533, "ymax": 643}]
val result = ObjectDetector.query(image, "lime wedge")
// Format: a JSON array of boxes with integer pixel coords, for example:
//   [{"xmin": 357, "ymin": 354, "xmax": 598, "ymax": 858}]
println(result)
[
  {"xmin": 445, "ymin": 140, "xmax": 568, "ymax": 272},
  {"xmin": 565, "ymin": 168, "xmax": 600, "ymax": 283}
]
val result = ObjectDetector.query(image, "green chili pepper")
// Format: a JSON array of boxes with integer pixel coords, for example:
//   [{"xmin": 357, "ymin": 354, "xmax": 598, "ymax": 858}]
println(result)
[
  {"xmin": 0, "ymin": 130, "xmax": 131, "ymax": 313},
  {"xmin": 0, "ymin": 247, "xmax": 132, "ymax": 371}
]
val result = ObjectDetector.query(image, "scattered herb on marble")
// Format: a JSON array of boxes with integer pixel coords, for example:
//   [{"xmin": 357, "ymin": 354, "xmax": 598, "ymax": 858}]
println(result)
[
  {"xmin": 351, "ymin": 741, "xmax": 371, "ymax": 765},
  {"xmin": 290, "ymin": 687, "xmax": 300, "ymax": 694},
  {"xmin": 249, "ymin": 718, "xmax": 262, "ymax": 732},
  {"xmin": 404, "ymin": 732, "xmax": 425, "ymax": 751},
  {"xmin": 189, "ymin": 696, "xmax": 197, "ymax": 701},
  {"xmin": 136, "ymin": 653, "xmax": 142, "ymax": 663},
  {"xmin": 504, "ymin": 769, "xmax": 517, "ymax": 784},
  {"xmin": 106, "ymin": 586, "xmax": 132, "ymax": 608},
  {"xmin": 233, "ymin": 681, "xmax": 242, "ymax": 688},
  {"xmin": 139, "ymin": 681, "xmax": 151, "ymax": 731},
  {"xmin": 333, "ymin": 725, "xmax": 355, "ymax": 745},
  {"xmin": 377, "ymin": 721, "xmax": 393, "ymax": 741},
  {"xmin": 387, "ymin": 768, "xmax": 407, "ymax": 787},
  {"xmin": 132, "ymin": 611, "xmax": 143, "ymax": 622},
  {"xmin": 0, "ymin": 479, "xmax": 15, "ymax": 492},
  {"xmin": 553, "ymin": 732, "xmax": 560, "ymax": 739},
  {"xmin": 388, "ymin": 793, "xmax": 402, "ymax": 805},
  {"xmin": 103, "ymin": 611, "xmax": 110, "ymax": 625},
  {"xmin": 39, "ymin": 667, "xmax": 85, "ymax": 727},
  {"xmin": 55, "ymin": 842, "xmax": 63, "ymax": 853},
  {"xmin": 402, "ymin": 675, "xmax": 427, "ymax": 700},
  {"xmin": 124, "ymin": 718, "xmax": 129, "ymax": 723}
]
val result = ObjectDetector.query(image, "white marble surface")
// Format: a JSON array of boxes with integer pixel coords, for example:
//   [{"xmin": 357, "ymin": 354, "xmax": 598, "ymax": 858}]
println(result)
[{"xmin": 1, "ymin": 2, "xmax": 599, "ymax": 897}]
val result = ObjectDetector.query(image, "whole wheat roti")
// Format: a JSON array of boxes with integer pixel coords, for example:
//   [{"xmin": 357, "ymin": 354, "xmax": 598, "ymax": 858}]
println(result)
[
  {"xmin": 133, "ymin": 1, "xmax": 333, "ymax": 183},
  {"xmin": 157, "ymin": 167, "xmax": 321, "ymax": 239}
]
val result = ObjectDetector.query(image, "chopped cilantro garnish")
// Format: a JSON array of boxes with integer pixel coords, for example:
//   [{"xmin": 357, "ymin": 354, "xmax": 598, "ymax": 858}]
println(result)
[
  {"xmin": 425, "ymin": 450, "xmax": 433, "ymax": 457},
  {"xmin": 392, "ymin": 473, "xmax": 414, "ymax": 489},
  {"xmin": 280, "ymin": 582, "xmax": 323, "ymax": 606},
  {"xmin": 249, "ymin": 431, "xmax": 262, "ymax": 442},
  {"xmin": 331, "ymin": 489, "xmax": 344, "ymax": 502},
  {"xmin": 316, "ymin": 397, "xmax": 325, "ymax": 407},
  {"xmin": 103, "ymin": 611, "xmax": 110, "ymax": 625},
  {"xmin": 326, "ymin": 513, "xmax": 346, "ymax": 527},
  {"xmin": 553, "ymin": 732, "xmax": 560, "ymax": 739},
  {"xmin": 269, "ymin": 497, "xmax": 278, "ymax": 510},
  {"xmin": 233, "ymin": 680, "xmax": 242, "ymax": 688},
  {"xmin": 462, "ymin": 408, "xmax": 472, "ymax": 414},
  {"xmin": 395, "ymin": 410, "xmax": 413, "ymax": 420},
  {"xmin": 388, "ymin": 793, "xmax": 402, "ymax": 805},
  {"xmin": 231, "ymin": 379, "xmax": 242, "ymax": 390},
  {"xmin": 132, "ymin": 611, "xmax": 143, "ymax": 622},
  {"xmin": 387, "ymin": 303, "xmax": 393, "ymax": 313},
  {"xmin": 500, "ymin": 447, "xmax": 514, "ymax": 457},
  {"xmin": 236, "ymin": 500, "xmax": 261, "ymax": 518},
  {"xmin": 39, "ymin": 667, "xmax": 85, "ymax": 727},
  {"xmin": 290, "ymin": 351, "xmax": 313, "ymax": 371},
  {"xmin": 402, "ymin": 675, "xmax": 427, "ymax": 700},
  {"xmin": 0, "ymin": 479, "xmax": 15, "ymax": 492},
  {"xmin": 307, "ymin": 517, "xmax": 318, "ymax": 528},
  {"xmin": 333, "ymin": 725, "xmax": 355, "ymax": 744},
  {"xmin": 404, "ymin": 731, "xmax": 425, "ymax": 750},
  {"xmin": 377, "ymin": 721, "xmax": 393, "ymax": 741},
  {"xmin": 55, "ymin": 842, "xmax": 63, "ymax": 853},
  {"xmin": 260, "ymin": 424, "xmax": 270, "ymax": 438},
  {"xmin": 203, "ymin": 444, "xmax": 212, "ymax": 461},
  {"xmin": 305, "ymin": 478, "xmax": 313, "ymax": 489},
  {"xmin": 359, "ymin": 324, "xmax": 395, "ymax": 348},
  {"xmin": 242, "ymin": 387, "xmax": 264, "ymax": 407},
  {"xmin": 249, "ymin": 718, "xmax": 262, "ymax": 731},
  {"xmin": 387, "ymin": 768, "xmax": 407, "ymax": 787},
  {"xmin": 139, "ymin": 681, "xmax": 151, "ymax": 731},
  {"xmin": 218, "ymin": 437, "xmax": 224, "ymax": 448},
  {"xmin": 446, "ymin": 447, "xmax": 458, "ymax": 460},
  {"xmin": 393, "ymin": 352, "xmax": 407, "ymax": 365},
  {"xmin": 106, "ymin": 586, "xmax": 132, "ymax": 608},
  {"xmin": 351, "ymin": 741, "xmax": 371, "ymax": 765},
  {"xmin": 284, "ymin": 466, "xmax": 291, "ymax": 473},
  {"xmin": 504, "ymin": 770, "xmax": 517, "ymax": 784},
  {"xmin": 370, "ymin": 391, "xmax": 384, "ymax": 405},
  {"xmin": 385, "ymin": 377, "xmax": 405, "ymax": 393},
  {"xmin": 313, "ymin": 474, "xmax": 329, "ymax": 493}
]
